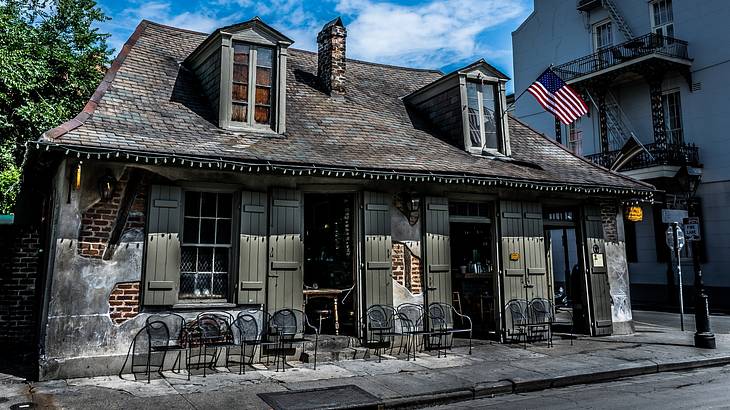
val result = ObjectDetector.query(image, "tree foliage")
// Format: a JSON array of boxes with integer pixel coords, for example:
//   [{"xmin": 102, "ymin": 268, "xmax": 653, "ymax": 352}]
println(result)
[{"xmin": 0, "ymin": 0, "xmax": 111, "ymax": 213}]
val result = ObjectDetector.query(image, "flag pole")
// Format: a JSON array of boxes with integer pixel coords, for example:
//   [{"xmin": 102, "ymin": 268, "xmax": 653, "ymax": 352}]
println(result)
[{"xmin": 503, "ymin": 65, "xmax": 555, "ymax": 116}]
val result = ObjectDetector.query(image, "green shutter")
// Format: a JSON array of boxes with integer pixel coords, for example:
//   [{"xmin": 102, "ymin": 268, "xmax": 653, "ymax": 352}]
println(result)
[
  {"xmin": 522, "ymin": 202, "xmax": 548, "ymax": 301},
  {"xmin": 267, "ymin": 188, "xmax": 303, "ymax": 314},
  {"xmin": 238, "ymin": 191, "xmax": 268, "ymax": 305},
  {"xmin": 363, "ymin": 192, "xmax": 393, "ymax": 308},
  {"xmin": 584, "ymin": 205, "xmax": 613, "ymax": 336},
  {"xmin": 143, "ymin": 185, "xmax": 181, "ymax": 306},
  {"xmin": 500, "ymin": 200, "xmax": 526, "ymax": 302},
  {"xmin": 424, "ymin": 197, "xmax": 451, "ymax": 307}
]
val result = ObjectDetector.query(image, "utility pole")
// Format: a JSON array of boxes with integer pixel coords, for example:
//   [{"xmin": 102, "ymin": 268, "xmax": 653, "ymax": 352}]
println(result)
[
  {"xmin": 689, "ymin": 204, "xmax": 716, "ymax": 349},
  {"xmin": 671, "ymin": 222, "xmax": 684, "ymax": 331}
]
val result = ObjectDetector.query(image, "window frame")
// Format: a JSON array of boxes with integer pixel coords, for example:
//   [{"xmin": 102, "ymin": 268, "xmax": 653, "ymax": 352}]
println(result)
[
  {"xmin": 228, "ymin": 41, "xmax": 276, "ymax": 131},
  {"xmin": 179, "ymin": 189, "xmax": 238, "ymax": 303},
  {"xmin": 661, "ymin": 89, "xmax": 684, "ymax": 144},
  {"xmin": 650, "ymin": 0, "xmax": 674, "ymax": 38},
  {"xmin": 593, "ymin": 20, "xmax": 613, "ymax": 51},
  {"xmin": 464, "ymin": 79, "xmax": 502, "ymax": 155}
]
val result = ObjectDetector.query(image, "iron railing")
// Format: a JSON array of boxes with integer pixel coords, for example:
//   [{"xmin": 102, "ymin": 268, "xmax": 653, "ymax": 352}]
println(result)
[
  {"xmin": 553, "ymin": 33, "xmax": 689, "ymax": 83},
  {"xmin": 585, "ymin": 141, "xmax": 699, "ymax": 171}
]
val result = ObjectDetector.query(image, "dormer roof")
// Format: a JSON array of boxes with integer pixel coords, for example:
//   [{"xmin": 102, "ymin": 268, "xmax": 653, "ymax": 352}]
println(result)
[{"xmin": 404, "ymin": 59, "xmax": 509, "ymax": 104}]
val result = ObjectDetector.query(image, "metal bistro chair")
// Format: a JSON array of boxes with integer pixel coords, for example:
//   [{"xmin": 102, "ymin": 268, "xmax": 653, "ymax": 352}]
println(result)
[
  {"xmin": 528, "ymin": 298, "xmax": 554, "ymax": 347},
  {"xmin": 428, "ymin": 302, "xmax": 472, "ymax": 357},
  {"xmin": 185, "ymin": 312, "xmax": 235, "ymax": 379},
  {"xmin": 397, "ymin": 303, "xmax": 430, "ymax": 360},
  {"xmin": 118, "ymin": 320, "xmax": 170, "ymax": 383},
  {"xmin": 268, "ymin": 308, "xmax": 319, "ymax": 372},
  {"xmin": 505, "ymin": 299, "xmax": 529, "ymax": 347},
  {"xmin": 228, "ymin": 313, "xmax": 270, "ymax": 374},
  {"xmin": 364, "ymin": 305, "xmax": 401, "ymax": 362},
  {"xmin": 146, "ymin": 313, "xmax": 187, "ymax": 373}
]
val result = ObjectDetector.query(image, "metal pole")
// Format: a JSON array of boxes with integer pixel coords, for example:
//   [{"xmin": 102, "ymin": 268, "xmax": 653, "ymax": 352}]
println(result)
[
  {"xmin": 672, "ymin": 222, "xmax": 684, "ymax": 331},
  {"xmin": 690, "ymin": 205, "xmax": 716, "ymax": 348}
]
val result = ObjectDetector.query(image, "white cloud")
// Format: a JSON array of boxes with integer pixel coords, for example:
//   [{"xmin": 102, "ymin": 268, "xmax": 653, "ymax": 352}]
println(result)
[{"xmin": 336, "ymin": 0, "xmax": 530, "ymax": 69}]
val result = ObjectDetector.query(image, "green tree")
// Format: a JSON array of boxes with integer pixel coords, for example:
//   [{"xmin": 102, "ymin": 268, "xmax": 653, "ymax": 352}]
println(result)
[{"xmin": 0, "ymin": 0, "xmax": 111, "ymax": 213}]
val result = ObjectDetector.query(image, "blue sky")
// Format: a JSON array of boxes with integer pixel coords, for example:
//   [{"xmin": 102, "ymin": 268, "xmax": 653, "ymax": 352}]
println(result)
[{"xmin": 96, "ymin": 0, "xmax": 533, "ymax": 91}]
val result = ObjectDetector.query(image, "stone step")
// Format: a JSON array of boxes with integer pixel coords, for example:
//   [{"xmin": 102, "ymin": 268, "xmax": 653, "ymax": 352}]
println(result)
[{"xmin": 301, "ymin": 347, "xmax": 370, "ymax": 363}]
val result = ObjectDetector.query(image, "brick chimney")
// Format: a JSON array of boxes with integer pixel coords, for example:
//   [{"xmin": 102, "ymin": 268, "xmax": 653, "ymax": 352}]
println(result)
[{"xmin": 317, "ymin": 17, "xmax": 347, "ymax": 95}]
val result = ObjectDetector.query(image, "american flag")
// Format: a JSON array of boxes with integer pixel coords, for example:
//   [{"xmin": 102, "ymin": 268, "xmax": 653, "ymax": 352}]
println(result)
[{"xmin": 527, "ymin": 69, "xmax": 588, "ymax": 125}]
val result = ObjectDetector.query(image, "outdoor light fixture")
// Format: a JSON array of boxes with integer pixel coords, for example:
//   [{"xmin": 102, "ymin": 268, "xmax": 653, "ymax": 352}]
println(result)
[
  {"xmin": 98, "ymin": 171, "xmax": 117, "ymax": 201},
  {"xmin": 675, "ymin": 165, "xmax": 702, "ymax": 196},
  {"xmin": 624, "ymin": 205, "xmax": 643, "ymax": 222},
  {"xmin": 395, "ymin": 192, "xmax": 420, "ymax": 225}
]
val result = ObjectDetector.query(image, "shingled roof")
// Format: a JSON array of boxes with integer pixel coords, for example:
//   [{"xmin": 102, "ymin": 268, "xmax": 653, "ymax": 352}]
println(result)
[{"xmin": 39, "ymin": 20, "xmax": 653, "ymax": 194}]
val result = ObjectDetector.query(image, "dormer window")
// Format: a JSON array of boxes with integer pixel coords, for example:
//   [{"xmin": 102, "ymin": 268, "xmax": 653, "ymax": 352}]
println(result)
[
  {"xmin": 231, "ymin": 42, "xmax": 274, "ymax": 126},
  {"xmin": 466, "ymin": 81, "xmax": 499, "ymax": 152}
]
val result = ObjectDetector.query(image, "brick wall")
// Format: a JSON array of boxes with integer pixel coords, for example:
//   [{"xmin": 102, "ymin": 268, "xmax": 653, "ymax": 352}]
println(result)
[
  {"xmin": 108, "ymin": 282, "xmax": 140, "ymax": 325},
  {"xmin": 0, "ymin": 226, "xmax": 41, "ymax": 351},
  {"xmin": 78, "ymin": 170, "xmax": 147, "ymax": 258},
  {"xmin": 392, "ymin": 242, "xmax": 422, "ymax": 294},
  {"xmin": 600, "ymin": 201, "xmax": 619, "ymax": 242}
]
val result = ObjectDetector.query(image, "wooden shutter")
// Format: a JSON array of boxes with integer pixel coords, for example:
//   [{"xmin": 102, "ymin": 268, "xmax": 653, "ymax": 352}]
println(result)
[
  {"xmin": 522, "ymin": 202, "xmax": 548, "ymax": 301},
  {"xmin": 424, "ymin": 197, "xmax": 451, "ymax": 307},
  {"xmin": 267, "ymin": 188, "xmax": 303, "ymax": 314},
  {"xmin": 584, "ymin": 205, "xmax": 613, "ymax": 336},
  {"xmin": 500, "ymin": 200, "xmax": 526, "ymax": 304},
  {"xmin": 238, "ymin": 191, "xmax": 268, "ymax": 305},
  {"xmin": 143, "ymin": 185, "xmax": 182, "ymax": 306},
  {"xmin": 363, "ymin": 192, "xmax": 393, "ymax": 308}
]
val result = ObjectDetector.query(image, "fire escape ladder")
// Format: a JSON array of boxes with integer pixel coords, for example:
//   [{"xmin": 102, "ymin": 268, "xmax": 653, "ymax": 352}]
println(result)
[
  {"xmin": 587, "ymin": 90, "xmax": 638, "ymax": 151},
  {"xmin": 601, "ymin": 0, "xmax": 634, "ymax": 40}
]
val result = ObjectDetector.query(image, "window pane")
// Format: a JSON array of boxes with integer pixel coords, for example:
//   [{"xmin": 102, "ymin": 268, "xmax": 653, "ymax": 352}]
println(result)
[
  {"xmin": 467, "ymin": 82, "xmax": 481, "ymax": 147},
  {"xmin": 233, "ymin": 43, "xmax": 250, "ymax": 62},
  {"xmin": 185, "ymin": 191, "xmax": 200, "ymax": 217},
  {"xmin": 233, "ymin": 63, "xmax": 249, "ymax": 85},
  {"xmin": 195, "ymin": 273, "xmax": 212, "ymax": 297},
  {"xmin": 200, "ymin": 219, "xmax": 216, "ymax": 244},
  {"xmin": 255, "ymin": 105, "xmax": 271, "ymax": 124},
  {"xmin": 232, "ymin": 103, "xmax": 247, "ymax": 122},
  {"xmin": 201, "ymin": 192, "xmax": 217, "ymax": 217},
  {"xmin": 216, "ymin": 220, "xmax": 231, "ymax": 244},
  {"xmin": 232, "ymin": 83, "xmax": 248, "ymax": 102},
  {"xmin": 257, "ymin": 47, "xmax": 273, "ymax": 68},
  {"xmin": 255, "ymin": 87, "xmax": 271, "ymax": 105},
  {"xmin": 183, "ymin": 217, "xmax": 199, "ymax": 243},
  {"xmin": 181, "ymin": 247, "xmax": 196, "ymax": 273},
  {"xmin": 482, "ymin": 84, "xmax": 498, "ymax": 149},
  {"xmin": 217, "ymin": 193, "xmax": 232, "ymax": 217},
  {"xmin": 198, "ymin": 247, "xmax": 213, "ymax": 272},
  {"xmin": 256, "ymin": 67, "xmax": 272, "ymax": 86},
  {"xmin": 213, "ymin": 248, "xmax": 229, "ymax": 273}
]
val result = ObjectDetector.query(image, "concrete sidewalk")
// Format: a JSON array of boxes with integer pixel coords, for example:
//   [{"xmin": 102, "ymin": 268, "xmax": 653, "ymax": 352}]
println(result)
[{"xmin": 3, "ymin": 327, "xmax": 730, "ymax": 409}]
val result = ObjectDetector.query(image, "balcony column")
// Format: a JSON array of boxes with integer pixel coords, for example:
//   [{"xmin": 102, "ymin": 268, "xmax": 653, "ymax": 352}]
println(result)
[
  {"xmin": 648, "ymin": 76, "xmax": 667, "ymax": 147},
  {"xmin": 555, "ymin": 118, "xmax": 562, "ymax": 144},
  {"xmin": 597, "ymin": 90, "xmax": 609, "ymax": 153}
]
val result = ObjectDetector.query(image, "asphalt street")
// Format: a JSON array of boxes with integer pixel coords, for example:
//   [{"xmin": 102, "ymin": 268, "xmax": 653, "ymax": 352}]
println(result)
[
  {"xmin": 426, "ymin": 363, "xmax": 730, "ymax": 410},
  {"xmin": 633, "ymin": 309, "xmax": 730, "ymax": 334}
]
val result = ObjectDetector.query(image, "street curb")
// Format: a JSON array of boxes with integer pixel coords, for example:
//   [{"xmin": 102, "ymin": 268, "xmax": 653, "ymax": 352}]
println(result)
[{"xmin": 380, "ymin": 355, "xmax": 730, "ymax": 409}]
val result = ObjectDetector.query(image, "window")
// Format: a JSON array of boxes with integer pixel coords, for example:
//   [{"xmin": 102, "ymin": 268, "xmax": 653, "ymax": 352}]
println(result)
[
  {"xmin": 466, "ymin": 81, "xmax": 500, "ymax": 152},
  {"xmin": 593, "ymin": 21, "xmax": 613, "ymax": 50},
  {"xmin": 662, "ymin": 90, "xmax": 683, "ymax": 144},
  {"xmin": 181, "ymin": 191, "xmax": 233, "ymax": 300},
  {"xmin": 564, "ymin": 122, "xmax": 583, "ymax": 155},
  {"xmin": 231, "ymin": 42, "xmax": 274, "ymax": 127},
  {"xmin": 651, "ymin": 0, "xmax": 674, "ymax": 38}
]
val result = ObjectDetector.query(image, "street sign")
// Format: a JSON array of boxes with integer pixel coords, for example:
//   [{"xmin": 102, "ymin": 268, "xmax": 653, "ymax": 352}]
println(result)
[
  {"xmin": 662, "ymin": 209, "xmax": 688, "ymax": 224},
  {"xmin": 683, "ymin": 217, "xmax": 701, "ymax": 241},
  {"xmin": 666, "ymin": 226, "xmax": 685, "ymax": 251}
]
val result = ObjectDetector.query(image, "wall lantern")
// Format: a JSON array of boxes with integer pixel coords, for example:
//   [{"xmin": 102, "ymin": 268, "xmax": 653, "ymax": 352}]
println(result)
[
  {"xmin": 98, "ymin": 171, "xmax": 117, "ymax": 201},
  {"xmin": 625, "ymin": 205, "xmax": 643, "ymax": 222},
  {"xmin": 394, "ymin": 192, "xmax": 420, "ymax": 225}
]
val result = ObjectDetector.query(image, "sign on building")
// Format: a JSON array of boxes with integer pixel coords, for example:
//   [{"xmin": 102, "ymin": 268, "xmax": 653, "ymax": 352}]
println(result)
[
  {"xmin": 683, "ymin": 217, "xmax": 701, "ymax": 241},
  {"xmin": 662, "ymin": 209, "xmax": 688, "ymax": 224}
]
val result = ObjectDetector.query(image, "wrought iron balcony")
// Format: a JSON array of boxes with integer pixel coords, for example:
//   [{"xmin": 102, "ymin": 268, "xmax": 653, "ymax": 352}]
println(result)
[
  {"xmin": 576, "ymin": 0, "xmax": 602, "ymax": 11},
  {"xmin": 553, "ymin": 33, "xmax": 690, "ymax": 84},
  {"xmin": 585, "ymin": 141, "xmax": 699, "ymax": 172}
]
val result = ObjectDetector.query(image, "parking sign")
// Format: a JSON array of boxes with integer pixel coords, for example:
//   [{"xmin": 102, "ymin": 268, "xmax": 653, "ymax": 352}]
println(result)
[{"xmin": 684, "ymin": 217, "xmax": 701, "ymax": 241}]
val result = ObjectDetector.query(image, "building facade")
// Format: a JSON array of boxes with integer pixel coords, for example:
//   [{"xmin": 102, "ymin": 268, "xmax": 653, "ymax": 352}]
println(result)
[
  {"xmin": 512, "ymin": 0, "xmax": 730, "ymax": 310},
  {"xmin": 8, "ymin": 16, "xmax": 653, "ymax": 380}
]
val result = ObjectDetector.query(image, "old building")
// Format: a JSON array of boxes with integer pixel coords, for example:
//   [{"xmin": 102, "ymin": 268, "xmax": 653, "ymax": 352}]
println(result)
[
  {"xmin": 512, "ymin": 0, "xmax": 729, "ymax": 310},
  {"xmin": 12, "ymin": 16, "xmax": 653, "ymax": 380}
]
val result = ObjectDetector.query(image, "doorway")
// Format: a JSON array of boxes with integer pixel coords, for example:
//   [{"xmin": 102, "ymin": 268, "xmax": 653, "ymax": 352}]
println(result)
[
  {"xmin": 448, "ymin": 201, "xmax": 497, "ymax": 338},
  {"xmin": 303, "ymin": 193, "xmax": 357, "ymax": 336}
]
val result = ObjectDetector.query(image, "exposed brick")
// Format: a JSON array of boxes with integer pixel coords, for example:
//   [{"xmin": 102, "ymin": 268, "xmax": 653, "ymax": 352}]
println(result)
[{"xmin": 108, "ymin": 281, "xmax": 140, "ymax": 325}]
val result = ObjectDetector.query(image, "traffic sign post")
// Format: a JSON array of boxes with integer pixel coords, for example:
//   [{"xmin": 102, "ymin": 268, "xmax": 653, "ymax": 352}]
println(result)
[{"xmin": 667, "ymin": 222, "xmax": 685, "ymax": 331}]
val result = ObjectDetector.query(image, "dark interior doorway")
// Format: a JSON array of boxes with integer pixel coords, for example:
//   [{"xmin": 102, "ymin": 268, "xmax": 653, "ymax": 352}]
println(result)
[
  {"xmin": 303, "ymin": 193, "xmax": 356, "ymax": 336},
  {"xmin": 546, "ymin": 225, "xmax": 589, "ymax": 334},
  {"xmin": 450, "ymin": 221, "xmax": 497, "ymax": 338}
]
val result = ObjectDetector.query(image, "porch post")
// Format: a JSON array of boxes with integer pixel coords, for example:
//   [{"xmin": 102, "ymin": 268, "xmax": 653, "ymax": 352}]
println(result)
[
  {"xmin": 597, "ymin": 90, "xmax": 609, "ymax": 153},
  {"xmin": 554, "ymin": 118, "xmax": 562, "ymax": 144},
  {"xmin": 648, "ymin": 74, "xmax": 667, "ymax": 147}
]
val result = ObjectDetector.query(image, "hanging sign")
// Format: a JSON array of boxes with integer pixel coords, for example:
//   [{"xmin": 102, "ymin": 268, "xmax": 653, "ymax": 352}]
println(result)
[
  {"xmin": 625, "ymin": 206, "xmax": 643, "ymax": 222},
  {"xmin": 509, "ymin": 252, "xmax": 520, "ymax": 261},
  {"xmin": 683, "ymin": 217, "xmax": 701, "ymax": 241}
]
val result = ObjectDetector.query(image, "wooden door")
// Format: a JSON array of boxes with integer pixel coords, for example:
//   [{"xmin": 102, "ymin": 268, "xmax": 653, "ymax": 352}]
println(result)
[
  {"xmin": 363, "ymin": 192, "xmax": 393, "ymax": 308},
  {"xmin": 584, "ymin": 205, "xmax": 613, "ymax": 336},
  {"xmin": 267, "ymin": 188, "xmax": 304, "ymax": 314},
  {"xmin": 238, "ymin": 191, "xmax": 268, "ymax": 305},
  {"xmin": 424, "ymin": 197, "xmax": 451, "ymax": 307}
]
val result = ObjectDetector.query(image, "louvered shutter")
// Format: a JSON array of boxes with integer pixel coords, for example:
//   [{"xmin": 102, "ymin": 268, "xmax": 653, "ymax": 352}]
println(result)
[
  {"xmin": 424, "ymin": 197, "xmax": 451, "ymax": 307},
  {"xmin": 584, "ymin": 205, "xmax": 613, "ymax": 336},
  {"xmin": 143, "ymin": 185, "xmax": 181, "ymax": 306},
  {"xmin": 267, "ymin": 188, "xmax": 304, "ymax": 314},
  {"xmin": 363, "ymin": 192, "xmax": 393, "ymax": 308},
  {"xmin": 238, "ymin": 191, "xmax": 268, "ymax": 305}
]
